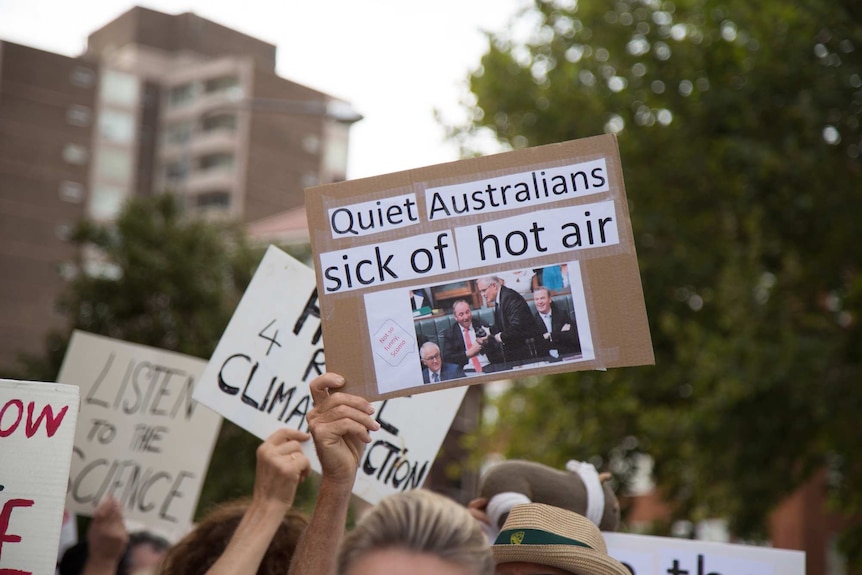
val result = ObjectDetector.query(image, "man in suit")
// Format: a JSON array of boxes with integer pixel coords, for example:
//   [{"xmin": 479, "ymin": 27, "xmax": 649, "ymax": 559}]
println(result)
[
  {"xmin": 532, "ymin": 286, "xmax": 581, "ymax": 358},
  {"xmin": 420, "ymin": 341, "xmax": 465, "ymax": 384},
  {"xmin": 477, "ymin": 275, "xmax": 544, "ymax": 364},
  {"xmin": 443, "ymin": 300, "xmax": 503, "ymax": 374}
]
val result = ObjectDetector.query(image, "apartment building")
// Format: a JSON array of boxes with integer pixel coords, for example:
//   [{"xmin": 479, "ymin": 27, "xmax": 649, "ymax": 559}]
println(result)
[{"xmin": 0, "ymin": 6, "xmax": 359, "ymax": 369}]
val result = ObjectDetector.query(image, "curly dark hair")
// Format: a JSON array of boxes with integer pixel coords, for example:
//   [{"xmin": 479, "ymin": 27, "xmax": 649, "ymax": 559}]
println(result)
[{"xmin": 157, "ymin": 499, "xmax": 308, "ymax": 575}]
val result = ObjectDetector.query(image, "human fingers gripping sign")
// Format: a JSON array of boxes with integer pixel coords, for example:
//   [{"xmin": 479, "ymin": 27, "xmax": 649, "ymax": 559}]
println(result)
[
  {"xmin": 254, "ymin": 427, "xmax": 312, "ymax": 508},
  {"xmin": 307, "ymin": 371, "xmax": 348, "ymax": 406},
  {"xmin": 307, "ymin": 373, "xmax": 380, "ymax": 485},
  {"xmin": 269, "ymin": 427, "xmax": 312, "ymax": 478}
]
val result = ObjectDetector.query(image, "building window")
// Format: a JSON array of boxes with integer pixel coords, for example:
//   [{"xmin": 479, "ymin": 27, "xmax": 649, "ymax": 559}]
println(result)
[
  {"xmin": 323, "ymin": 124, "xmax": 349, "ymax": 183},
  {"xmin": 164, "ymin": 121, "xmax": 192, "ymax": 145},
  {"xmin": 204, "ymin": 75, "xmax": 240, "ymax": 94},
  {"xmin": 70, "ymin": 67, "xmax": 95, "ymax": 88},
  {"xmin": 62, "ymin": 144, "xmax": 89, "ymax": 165},
  {"xmin": 98, "ymin": 109, "xmax": 136, "ymax": 144},
  {"xmin": 195, "ymin": 190, "xmax": 231, "ymax": 209},
  {"xmin": 165, "ymin": 158, "xmax": 190, "ymax": 181},
  {"xmin": 57, "ymin": 261, "xmax": 78, "ymax": 281},
  {"xmin": 100, "ymin": 70, "xmax": 139, "ymax": 107},
  {"xmin": 168, "ymin": 83, "xmax": 195, "ymax": 107},
  {"xmin": 59, "ymin": 181, "xmax": 85, "ymax": 203},
  {"xmin": 67, "ymin": 105, "xmax": 92, "ymax": 127},
  {"xmin": 94, "ymin": 147, "xmax": 133, "ymax": 182},
  {"xmin": 198, "ymin": 153, "xmax": 234, "ymax": 171},
  {"xmin": 55, "ymin": 223, "xmax": 74, "ymax": 241},
  {"xmin": 201, "ymin": 113, "xmax": 237, "ymax": 133},
  {"xmin": 88, "ymin": 184, "xmax": 126, "ymax": 220},
  {"xmin": 302, "ymin": 134, "xmax": 321, "ymax": 154}
]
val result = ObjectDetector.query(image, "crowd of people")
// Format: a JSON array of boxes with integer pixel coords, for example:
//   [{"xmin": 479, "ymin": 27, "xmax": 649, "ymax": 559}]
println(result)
[
  {"xmin": 58, "ymin": 371, "xmax": 629, "ymax": 575},
  {"xmin": 417, "ymin": 273, "xmax": 582, "ymax": 382}
]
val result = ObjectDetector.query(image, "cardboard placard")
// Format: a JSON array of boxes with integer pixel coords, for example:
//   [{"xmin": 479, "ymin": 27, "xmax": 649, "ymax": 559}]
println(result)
[
  {"xmin": 603, "ymin": 532, "xmax": 805, "ymax": 575},
  {"xmin": 0, "ymin": 379, "xmax": 79, "ymax": 575},
  {"xmin": 194, "ymin": 245, "xmax": 468, "ymax": 504},
  {"xmin": 306, "ymin": 134, "xmax": 654, "ymax": 400},
  {"xmin": 57, "ymin": 332, "xmax": 222, "ymax": 539}
]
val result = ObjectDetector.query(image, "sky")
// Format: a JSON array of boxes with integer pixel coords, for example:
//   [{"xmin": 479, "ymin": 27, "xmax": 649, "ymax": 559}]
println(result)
[{"xmin": 0, "ymin": 0, "xmax": 527, "ymax": 179}]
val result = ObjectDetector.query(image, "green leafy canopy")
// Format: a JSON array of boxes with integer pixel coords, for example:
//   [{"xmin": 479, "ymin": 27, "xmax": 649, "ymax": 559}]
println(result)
[{"xmin": 452, "ymin": 0, "xmax": 862, "ymax": 563}]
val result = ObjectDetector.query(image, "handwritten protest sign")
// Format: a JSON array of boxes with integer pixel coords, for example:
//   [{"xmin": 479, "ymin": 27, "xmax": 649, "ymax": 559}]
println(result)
[
  {"xmin": 0, "ymin": 379, "xmax": 79, "ymax": 575},
  {"xmin": 306, "ymin": 134, "xmax": 654, "ymax": 400},
  {"xmin": 57, "ymin": 332, "xmax": 222, "ymax": 538},
  {"xmin": 194, "ymin": 245, "xmax": 468, "ymax": 504},
  {"xmin": 603, "ymin": 532, "xmax": 805, "ymax": 575}
]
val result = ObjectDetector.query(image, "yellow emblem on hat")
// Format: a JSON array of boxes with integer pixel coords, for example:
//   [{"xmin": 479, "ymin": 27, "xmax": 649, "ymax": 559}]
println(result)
[{"xmin": 510, "ymin": 530, "xmax": 525, "ymax": 545}]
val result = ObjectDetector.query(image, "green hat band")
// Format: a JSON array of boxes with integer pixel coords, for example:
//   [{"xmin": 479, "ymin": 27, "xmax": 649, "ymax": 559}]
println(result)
[{"xmin": 494, "ymin": 528, "xmax": 594, "ymax": 550}]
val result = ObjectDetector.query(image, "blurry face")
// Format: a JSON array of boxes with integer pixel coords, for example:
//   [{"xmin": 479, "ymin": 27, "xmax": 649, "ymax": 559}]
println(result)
[
  {"xmin": 533, "ymin": 290, "xmax": 551, "ymax": 314},
  {"xmin": 421, "ymin": 345, "xmax": 442, "ymax": 373},
  {"xmin": 454, "ymin": 302, "xmax": 473, "ymax": 328},
  {"xmin": 496, "ymin": 562, "xmax": 573, "ymax": 575},
  {"xmin": 347, "ymin": 548, "xmax": 474, "ymax": 575},
  {"xmin": 128, "ymin": 542, "xmax": 167, "ymax": 573},
  {"xmin": 477, "ymin": 280, "xmax": 498, "ymax": 306}
]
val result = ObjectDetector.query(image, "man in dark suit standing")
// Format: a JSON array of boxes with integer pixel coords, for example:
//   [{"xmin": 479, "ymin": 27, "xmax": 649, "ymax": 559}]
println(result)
[
  {"xmin": 420, "ymin": 341, "xmax": 465, "ymax": 384},
  {"xmin": 532, "ymin": 287, "xmax": 581, "ymax": 358},
  {"xmin": 477, "ymin": 275, "xmax": 544, "ymax": 364},
  {"xmin": 442, "ymin": 300, "xmax": 503, "ymax": 374}
]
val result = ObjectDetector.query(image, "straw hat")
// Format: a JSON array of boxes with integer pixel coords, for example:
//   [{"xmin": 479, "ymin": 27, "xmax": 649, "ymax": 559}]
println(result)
[{"xmin": 492, "ymin": 503, "xmax": 629, "ymax": 575}]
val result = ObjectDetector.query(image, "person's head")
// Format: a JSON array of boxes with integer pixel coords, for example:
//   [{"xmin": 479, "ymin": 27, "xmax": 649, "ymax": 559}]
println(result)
[
  {"xmin": 126, "ymin": 531, "xmax": 169, "ymax": 574},
  {"xmin": 338, "ymin": 489, "xmax": 494, "ymax": 575},
  {"xmin": 420, "ymin": 342, "xmax": 443, "ymax": 374},
  {"xmin": 157, "ymin": 499, "xmax": 308, "ymax": 575},
  {"xmin": 492, "ymin": 504, "xmax": 629, "ymax": 575},
  {"xmin": 533, "ymin": 288, "xmax": 552, "ymax": 315},
  {"xmin": 476, "ymin": 277, "xmax": 500, "ymax": 306},
  {"xmin": 453, "ymin": 300, "xmax": 474, "ymax": 329}
]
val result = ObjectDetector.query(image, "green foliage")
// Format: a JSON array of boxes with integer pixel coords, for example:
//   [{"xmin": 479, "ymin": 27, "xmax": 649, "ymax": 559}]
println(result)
[
  {"xmin": 14, "ymin": 194, "xmax": 313, "ymax": 519},
  {"xmin": 454, "ymin": 0, "xmax": 862, "ymax": 563},
  {"xmin": 60, "ymin": 194, "xmax": 258, "ymax": 359}
]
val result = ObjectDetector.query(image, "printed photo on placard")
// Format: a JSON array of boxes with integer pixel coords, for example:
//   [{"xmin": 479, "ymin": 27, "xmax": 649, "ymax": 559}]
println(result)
[{"xmin": 366, "ymin": 262, "xmax": 594, "ymax": 395}]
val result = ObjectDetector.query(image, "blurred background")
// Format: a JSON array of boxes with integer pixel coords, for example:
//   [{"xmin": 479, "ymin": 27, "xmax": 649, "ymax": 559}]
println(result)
[{"xmin": 1, "ymin": 1, "xmax": 860, "ymax": 574}]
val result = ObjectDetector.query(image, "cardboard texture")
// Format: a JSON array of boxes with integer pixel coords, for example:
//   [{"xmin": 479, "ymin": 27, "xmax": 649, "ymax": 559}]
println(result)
[
  {"xmin": 306, "ymin": 134, "xmax": 654, "ymax": 400},
  {"xmin": 57, "ymin": 331, "xmax": 222, "ymax": 539},
  {"xmin": 0, "ymin": 379, "xmax": 79, "ymax": 575},
  {"xmin": 603, "ymin": 532, "xmax": 805, "ymax": 575},
  {"xmin": 194, "ymin": 245, "xmax": 469, "ymax": 504}
]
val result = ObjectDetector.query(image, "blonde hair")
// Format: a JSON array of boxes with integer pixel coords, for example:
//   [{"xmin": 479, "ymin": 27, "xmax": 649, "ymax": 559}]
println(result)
[{"xmin": 338, "ymin": 490, "xmax": 493, "ymax": 575}]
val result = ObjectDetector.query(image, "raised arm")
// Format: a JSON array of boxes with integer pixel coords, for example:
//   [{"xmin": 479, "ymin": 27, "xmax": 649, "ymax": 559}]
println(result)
[
  {"xmin": 288, "ymin": 372, "xmax": 379, "ymax": 575},
  {"xmin": 204, "ymin": 427, "xmax": 310, "ymax": 575},
  {"xmin": 81, "ymin": 498, "xmax": 128, "ymax": 575}
]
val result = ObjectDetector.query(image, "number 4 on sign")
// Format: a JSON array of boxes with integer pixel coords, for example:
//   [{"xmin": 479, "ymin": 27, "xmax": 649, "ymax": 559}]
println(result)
[{"xmin": 258, "ymin": 319, "xmax": 282, "ymax": 356}]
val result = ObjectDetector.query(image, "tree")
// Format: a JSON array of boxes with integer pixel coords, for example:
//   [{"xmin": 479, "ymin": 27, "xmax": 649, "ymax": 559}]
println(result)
[
  {"xmin": 452, "ymin": 0, "xmax": 862, "ymax": 564},
  {"xmin": 15, "ymin": 194, "xmax": 315, "ymax": 516}
]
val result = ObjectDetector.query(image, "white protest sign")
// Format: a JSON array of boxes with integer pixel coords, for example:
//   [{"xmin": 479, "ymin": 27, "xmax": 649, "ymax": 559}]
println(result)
[
  {"xmin": 57, "ymin": 332, "xmax": 222, "ymax": 538},
  {"xmin": 0, "ymin": 379, "xmax": 79, "ymax": 575},
  {"xmin": 603, "ymin": 532, "xmax": 805, "ymax": 575},
  {"xmin": 194, "ymin": 245, "xmax": 468, "ymax": 504}
]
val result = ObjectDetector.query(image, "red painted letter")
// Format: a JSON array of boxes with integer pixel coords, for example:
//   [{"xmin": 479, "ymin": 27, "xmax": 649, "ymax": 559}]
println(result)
[
  {"xmin": 0, "ymin": 497, "xmax": 34, "ymax": 566},
  {"xmin": 25, "ymin": 403, "xmax": 69, "ymax": 438}
]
